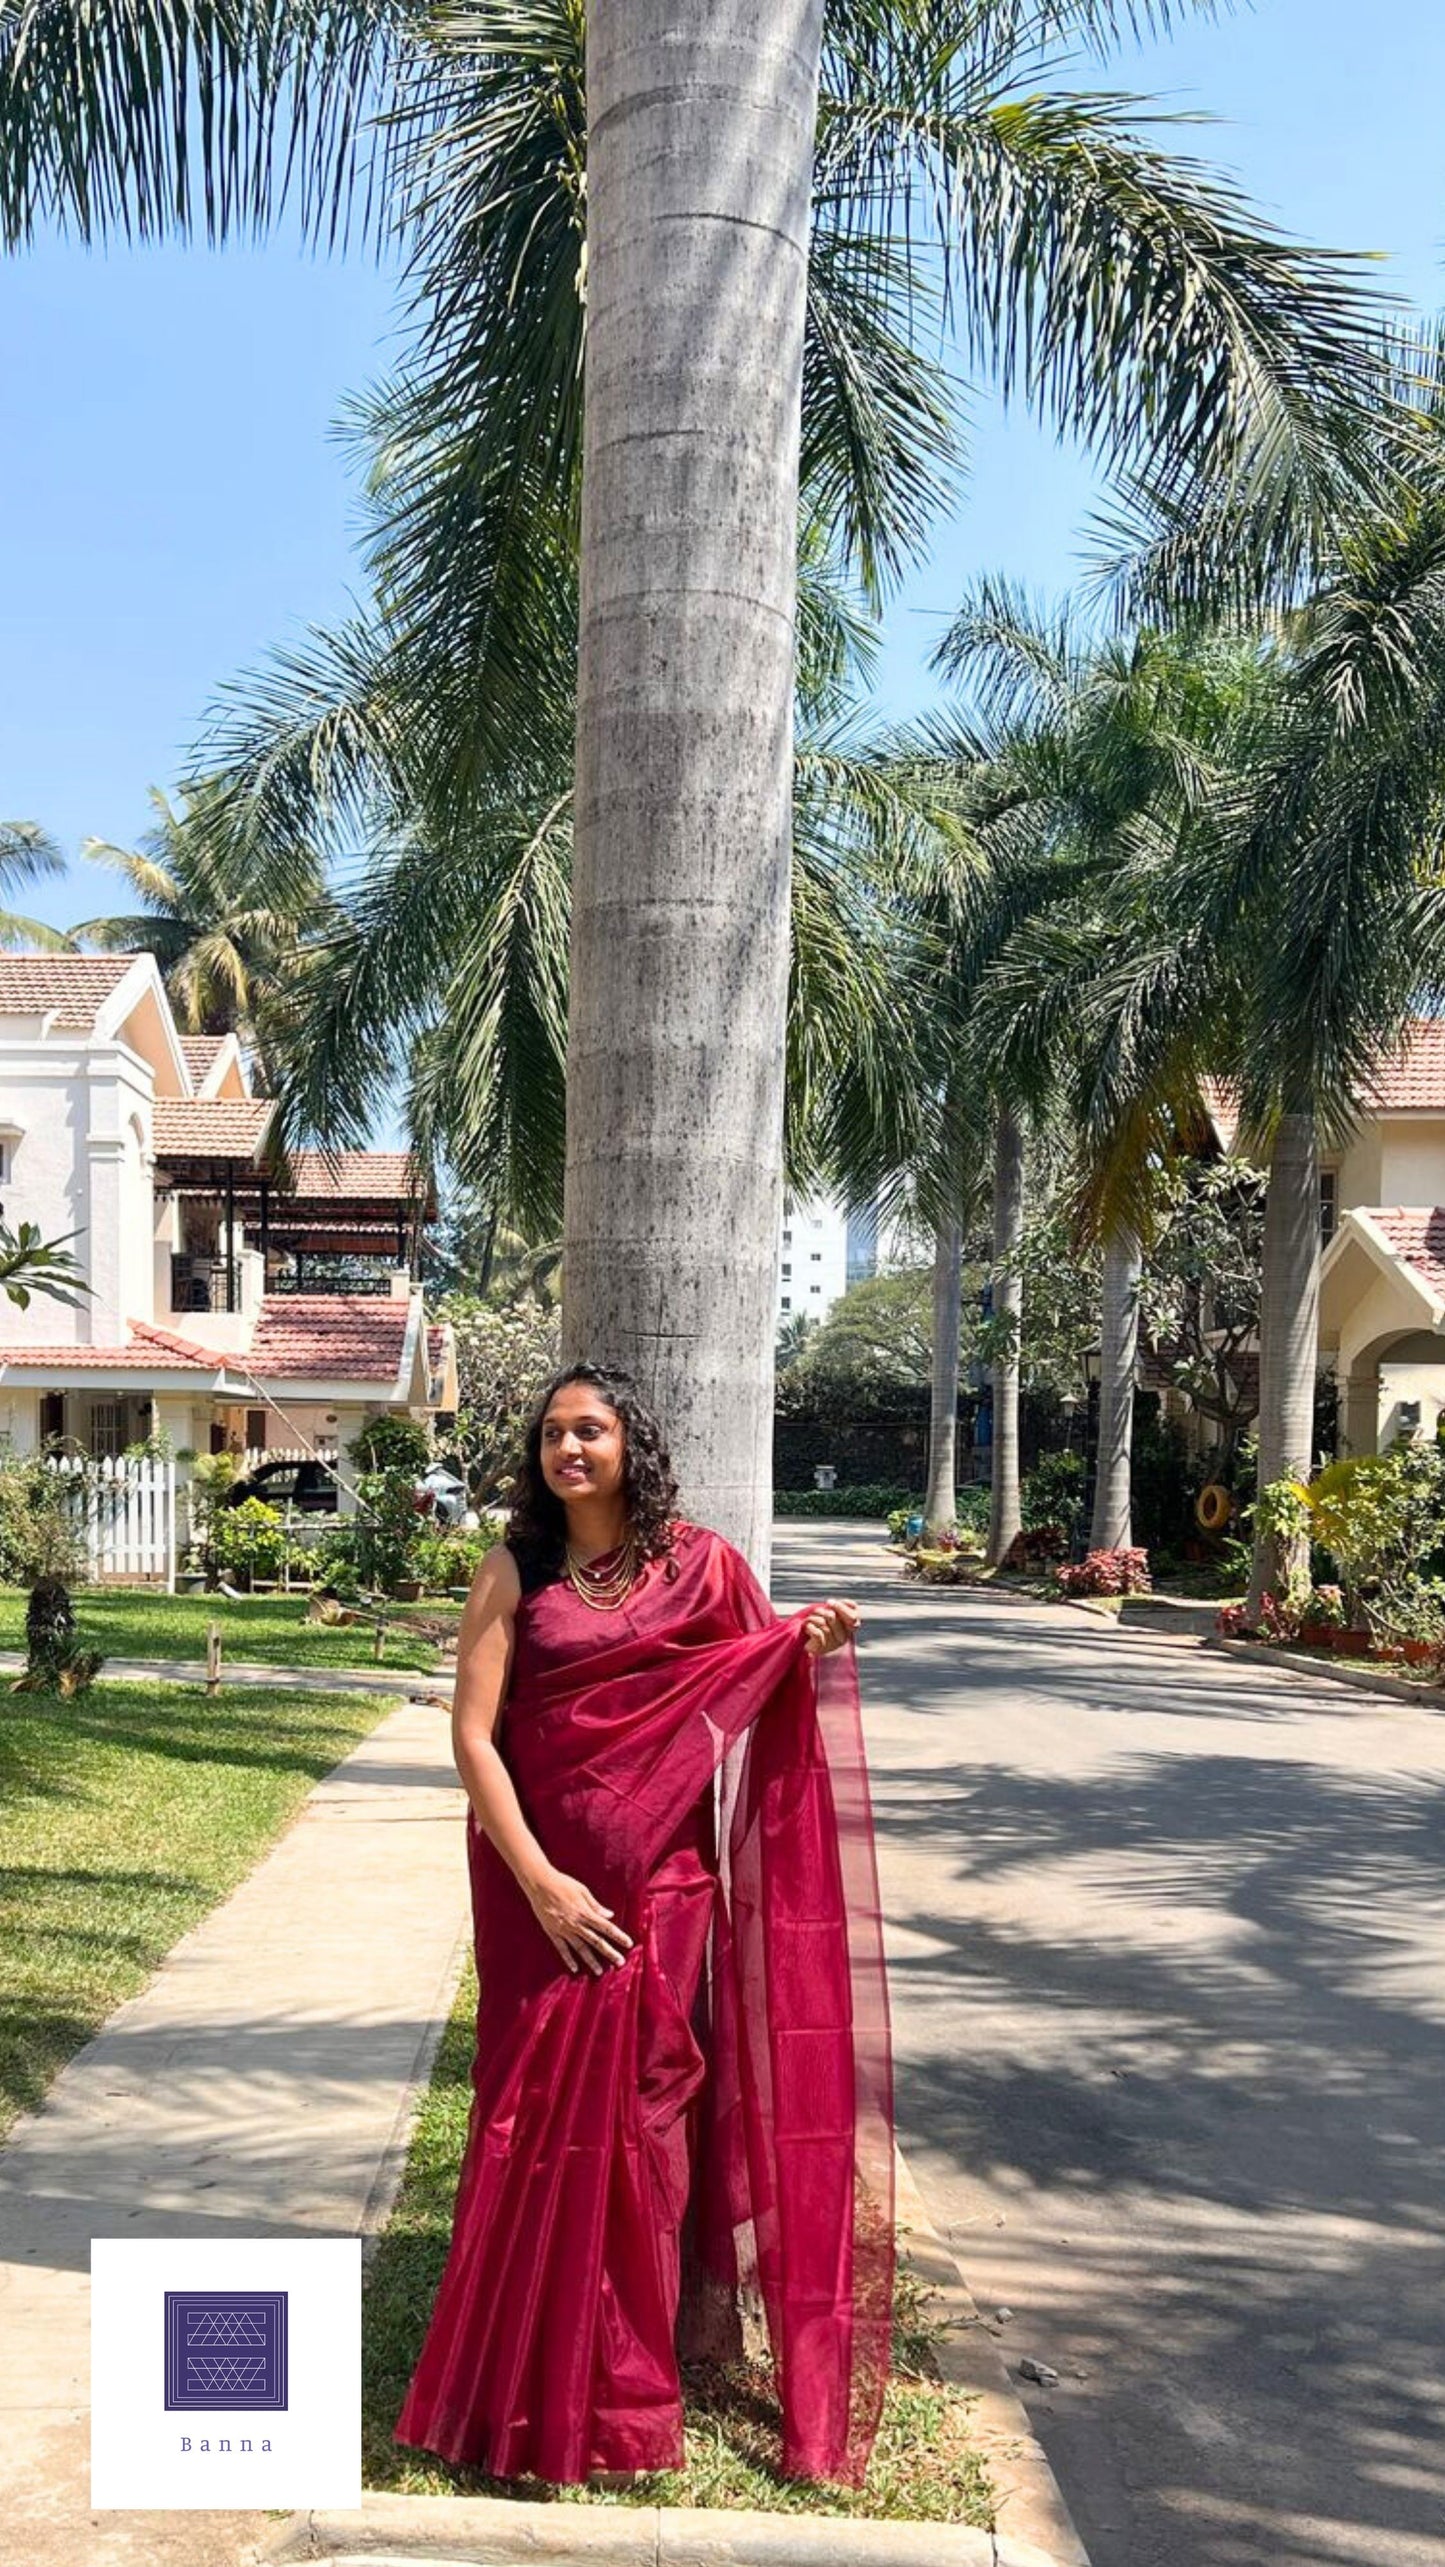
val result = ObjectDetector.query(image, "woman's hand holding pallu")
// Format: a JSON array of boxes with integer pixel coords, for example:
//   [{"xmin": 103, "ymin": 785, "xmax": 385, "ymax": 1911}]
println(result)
[{"xmin": 801, "ymin": 1597, "xmax": 861, "ymax": 1656}]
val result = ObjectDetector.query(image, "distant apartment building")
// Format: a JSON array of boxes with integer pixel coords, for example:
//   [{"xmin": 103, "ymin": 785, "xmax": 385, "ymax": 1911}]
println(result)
[{"xmin": 777, "ymin": 1189, "xmax": 918, "ymax": 1329}]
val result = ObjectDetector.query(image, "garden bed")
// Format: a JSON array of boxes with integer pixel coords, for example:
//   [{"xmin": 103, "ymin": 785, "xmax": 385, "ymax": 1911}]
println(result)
[
  {"xmin": 363, "ymin": 1959, "xmax": 995, "ymax": 2526},
  {"xmin": 0, "ymin": 1671, "xmax": 406, "ymax": 2137}
]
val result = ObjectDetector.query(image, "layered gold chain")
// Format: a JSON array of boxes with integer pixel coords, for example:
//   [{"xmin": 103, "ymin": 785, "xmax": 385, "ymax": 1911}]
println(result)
[{"xmin": 564, "ymin": 1530, "xmax": 641, "ymax": 1610}]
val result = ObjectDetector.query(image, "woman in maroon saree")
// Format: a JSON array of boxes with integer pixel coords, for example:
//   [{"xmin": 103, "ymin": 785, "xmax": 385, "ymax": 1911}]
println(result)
[{"xmin": 394, "ymin": 1360, "xmax": 894, "ymax": 2489}]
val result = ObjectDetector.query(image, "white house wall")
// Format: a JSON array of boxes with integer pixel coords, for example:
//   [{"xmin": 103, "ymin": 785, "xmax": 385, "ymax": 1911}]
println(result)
[{"xmin": 0, "ymin": 1035, "xmax": 152, "ymax": 1347}]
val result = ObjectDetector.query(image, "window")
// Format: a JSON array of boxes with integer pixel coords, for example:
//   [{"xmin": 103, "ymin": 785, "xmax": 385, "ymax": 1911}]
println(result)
[
  {"xmin": 780, "ymin": 1296, "xmax": 792, "ymax": 1312},
  {"xmin": 90, "ymin": 1401, "xmax": 124, "ymax": 1459},
  {"xmin": 810, "ymin": 1283, "xmax": 822, "ymax": 1294},
  {"xmin": 810, "ymin": 1250, "xmax": 822, "ymax": 1261},
  {"xmin": 782, "ymin": 1228, "xmax": 792, "ymax": 1245},
  {"xmin": 781, "ymin": 1263, "xmax": 792, "ymax": 1279},
  {"xmin": 1320, "ymin": 1169, "xmax": 1338, "ymax": 1245}
]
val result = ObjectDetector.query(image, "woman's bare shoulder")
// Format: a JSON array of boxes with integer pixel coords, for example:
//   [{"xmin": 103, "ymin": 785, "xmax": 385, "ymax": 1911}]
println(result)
[{"xmin": 474, "ymin": 1538, "xmax": 523, "ymax": 1610}]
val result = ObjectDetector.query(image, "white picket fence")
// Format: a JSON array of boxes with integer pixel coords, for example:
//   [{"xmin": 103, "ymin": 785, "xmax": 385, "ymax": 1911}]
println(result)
[{"xmin": 46, "ymin": 1454, "xmax": 178, "ymax": 1587}]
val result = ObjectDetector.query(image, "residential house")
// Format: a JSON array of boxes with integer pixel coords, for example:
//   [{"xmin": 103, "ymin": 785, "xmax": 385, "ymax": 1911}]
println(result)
[
  {"xmin": 1317, "ymin": 1021, "xmax": 1445, "ymax": 1453},
  {"xmin": 0, "ymin": 954, "xmax": 456, "ymax": 1476}
]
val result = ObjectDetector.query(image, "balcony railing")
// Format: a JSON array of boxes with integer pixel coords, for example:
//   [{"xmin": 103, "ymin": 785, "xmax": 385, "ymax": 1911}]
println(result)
[
  {"xmin": 171, "ymin": 1255, "xmax": 232, "ymax": 1314},
  {"xmin": 264, "ymin": 1266, "xmax": 397, "ymax": 1296}
]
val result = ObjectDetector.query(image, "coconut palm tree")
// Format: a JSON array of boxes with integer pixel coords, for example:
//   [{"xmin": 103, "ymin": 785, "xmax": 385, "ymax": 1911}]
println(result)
[
  {"xmin": 934, "ymin": 592, "xmax": 1267, "ymax": 1553},
  {"xmin": 0, "ymin": 821, "xmax": 71, "ymax": 950},
  {"xmin": 3, "ymin": 0, "xmax": 1396, "ymax": 1550},
  {"xmin": 72, "ymin": 785, "xmax": 325, "ymax": 1045}
]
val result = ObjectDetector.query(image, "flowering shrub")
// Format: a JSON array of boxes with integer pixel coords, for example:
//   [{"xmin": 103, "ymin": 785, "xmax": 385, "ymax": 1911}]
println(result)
[
  {"xmin": 1056, "ymin": 1546, "xmax": 1151, "ymax": 1598},
  {"xmin": 1301, "ymin": 1583, "xmax": 1345, "ymax": 1628},
  {"xmin": 1215, "ymin": 1590, "xmax": 1300, "ymax": 1642},
  {"xmin": 1002, "ymin": 1523, "xmax": 1068, "ymax": 1569}
]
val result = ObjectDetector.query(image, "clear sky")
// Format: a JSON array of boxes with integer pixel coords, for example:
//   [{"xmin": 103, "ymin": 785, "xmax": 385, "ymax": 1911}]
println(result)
[{"xmin": 3, "ymin": 0, "xmax": 1445, "ymax": 939}]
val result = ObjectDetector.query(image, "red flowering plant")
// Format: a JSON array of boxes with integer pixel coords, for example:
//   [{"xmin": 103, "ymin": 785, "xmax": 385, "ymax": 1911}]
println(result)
[
  {"xmin": 1055, "ymin": 1546, "xmax": 1151, "ymax": 1598},
  {"xmin": 1215, "ymin": 1590, "xmax": 1301, "ymax": 1643}
]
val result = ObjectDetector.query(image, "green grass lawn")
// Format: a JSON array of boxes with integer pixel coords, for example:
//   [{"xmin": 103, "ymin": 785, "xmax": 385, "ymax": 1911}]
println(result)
[
  {"xmin": 0, "ymin": 1586, "xmax": 460, "ymax": 1675},
  {"xmin": 364, "ymin": 1959, "xmax": 995, "ymax": 2525},
  {"xmin": 0, "ymin": 1672, "xmax": 407, "ymax": 2137}
]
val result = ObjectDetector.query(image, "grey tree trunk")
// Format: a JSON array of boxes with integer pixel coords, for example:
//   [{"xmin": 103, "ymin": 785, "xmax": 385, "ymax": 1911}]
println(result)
[
  {"xmin": 1248, "ymin": 1104, "xmax": 1321, "ymax": 1616},
  {"xmin": 986, "ymin": 1104, "xmax": 1025, "ymax": 1567},
  {"xmin": 1089, "ymin": 1223, "xmax": 1142, "ymax": 1552},
  {"xmin": 563, "ymin": 0, "xmax": 826, "ymax": 1576},
  {"xmin": 924, "ymin": 1207, "xmax": 964, "ymax": 1534}
]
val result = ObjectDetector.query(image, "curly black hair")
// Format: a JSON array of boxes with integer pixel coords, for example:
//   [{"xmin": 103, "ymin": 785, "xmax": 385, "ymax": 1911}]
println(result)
[{"xmin": 503, "ymin": 1361, "xmax": 683, "ymax": 1591}]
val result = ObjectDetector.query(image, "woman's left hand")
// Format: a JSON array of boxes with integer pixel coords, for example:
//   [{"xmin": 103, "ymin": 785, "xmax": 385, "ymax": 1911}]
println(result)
[{"xmin": 801, "ymin": 1597, "xmax": 861, "ymax": 1656}]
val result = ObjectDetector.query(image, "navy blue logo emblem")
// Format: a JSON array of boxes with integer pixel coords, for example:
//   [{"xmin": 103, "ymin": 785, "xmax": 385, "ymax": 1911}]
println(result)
[{"xmin": 163, "ymin": 2292, "xmax": 288, "ymax": 2410}]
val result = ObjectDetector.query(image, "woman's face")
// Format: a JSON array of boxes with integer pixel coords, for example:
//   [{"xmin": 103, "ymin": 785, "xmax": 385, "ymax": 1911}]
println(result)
[{"xmin": 539, "ymin": 1386, "xmax": 627, "ymax": 1507}]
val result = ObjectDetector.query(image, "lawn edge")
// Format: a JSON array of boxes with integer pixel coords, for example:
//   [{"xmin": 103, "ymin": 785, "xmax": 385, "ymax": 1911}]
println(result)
[{"xmin": 259, "ymin": 2143, "xmax": 1087, "ymax": 2567}]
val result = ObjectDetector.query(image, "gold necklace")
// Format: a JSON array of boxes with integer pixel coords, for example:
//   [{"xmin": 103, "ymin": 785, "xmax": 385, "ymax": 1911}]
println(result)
[{"xmin": 564, "ymin": 1528, "xmax": 640, "ymax": 1610}]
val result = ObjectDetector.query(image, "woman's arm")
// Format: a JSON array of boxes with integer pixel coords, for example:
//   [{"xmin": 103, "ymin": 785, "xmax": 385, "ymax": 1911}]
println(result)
[{"xmin": 452, "ymin": 1544, "xmax": 632, "ymax": 1977}]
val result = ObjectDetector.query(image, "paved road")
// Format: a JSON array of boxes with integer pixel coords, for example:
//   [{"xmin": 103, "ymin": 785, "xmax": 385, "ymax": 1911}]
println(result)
[{"xmin": 771, "ymin": 1523, "xmax": 1445, "ymax": 2567}]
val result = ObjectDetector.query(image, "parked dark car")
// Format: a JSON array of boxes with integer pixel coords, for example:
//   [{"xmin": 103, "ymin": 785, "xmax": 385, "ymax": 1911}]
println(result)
[{"xmin": 222, "ymin": 1459, "xmax": 340, "ymax": 1514}]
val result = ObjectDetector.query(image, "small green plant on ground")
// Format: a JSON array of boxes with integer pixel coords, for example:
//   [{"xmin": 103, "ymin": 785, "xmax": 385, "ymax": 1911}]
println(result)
[
  {"xmin": 410, "ymin": 1524, "xmax": 498, "ymax": 1593},
  {"xmin": 0, "ymin": 1588, "xmax": 452, "ymax": 1673},
  {"xmin": 211, "ymin": 1496, "xmax": 287, "ymax": 1589},
  {"xmin": 364, "ymin": 1957, "xmax": 995, "ymax": 2525},
  {"xmin": 0, "ymin": 1673, "xmax": 404, "ymax": 2136}
]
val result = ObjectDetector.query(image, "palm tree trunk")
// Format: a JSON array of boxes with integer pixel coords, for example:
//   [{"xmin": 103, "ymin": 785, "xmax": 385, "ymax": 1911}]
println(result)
[
  {"xmin": 562, "ymin": 0, "xmax": 826, "ymax": 1575},
  {"xmin": 1089, "ymin": 1223, "xmax": 1142, "ymax": 1551},
  {"xmin": 924, "ymin": 1207, "xmax": 963, "ymax": 1534},
  {"xmin": 986, "ymin": 1104, "xmax": 1025, "ymax": 1567},
  {"xmin": 1248, "ymin": 1104, "xmax": 1320, "ymax": 1616}
]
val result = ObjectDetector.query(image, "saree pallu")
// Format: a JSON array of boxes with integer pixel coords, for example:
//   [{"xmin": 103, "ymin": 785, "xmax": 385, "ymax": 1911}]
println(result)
[{"xmin": 394, "ymin": 1519, "xmax": 894, "ymax": 2488}]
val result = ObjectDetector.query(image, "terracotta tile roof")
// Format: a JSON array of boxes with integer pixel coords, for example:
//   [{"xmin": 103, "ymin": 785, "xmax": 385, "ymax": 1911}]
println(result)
[
  {"xmin": 1363, "ymin": 1021, "xmax": 1445, "ymax": 1111},
  {"xmin": 0, "ymin": 955, "xmax": 137, "ymax": 1029},
  {"xmin": 0, "ymin": 1319, "xmax": 219, "ymax": 1372},
  {"xmin": 179, "ymin": 1035, "xmax": 228, "ymax": 1086},
  {"xmin": 247, "ymin": 1295, "xmax": 413, "ymax": 1383},
  {"xmin": 285, "ymin": 1151, "xmax": 426, "ymax": 1201},
  {"xmin": 1368, "ymin": 1207, "xmax": 1445, "ymax": 1301},
  {"xmin": 152, "ymin": 1099, "xmax": 275, "ymax": 1158}
]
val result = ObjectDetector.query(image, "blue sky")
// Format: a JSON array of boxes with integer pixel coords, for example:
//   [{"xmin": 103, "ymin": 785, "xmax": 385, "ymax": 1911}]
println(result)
[{"xmin": 3, "ymin": 0, "xmax": 1445, "ymax": 938}]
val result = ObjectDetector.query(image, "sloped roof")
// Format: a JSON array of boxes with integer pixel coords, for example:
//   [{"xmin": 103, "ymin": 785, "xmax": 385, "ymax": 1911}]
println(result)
[
  {"xmin": 285, "ymin": 1151, "xmax": 426, "ymax": 1201},
  {"xmin": 178, "ymin": 1035, "xmax": 227, "ymax": 1086},
  {"xmin": 1367, "ymin": 1207, "xmax": 1445, "ymax": 1301},
  {"xmin": 247, "ymin": 1295, "xmax": 413, "ymax": 1383},
  {"xmin": 152, "ymin": 1099, "xmax": 276, "ymax": 1158},
  {"xmin": 0, "ymin": 1318, "xmax": 219, "ymax": 1372},
  {"xmin": 1363, "ymin": 1022, "xmax": 1445, "ymax": 1111},
  {"xmin": 0, "ymin": 956, "xmax": 136, "ymax": 1029}
]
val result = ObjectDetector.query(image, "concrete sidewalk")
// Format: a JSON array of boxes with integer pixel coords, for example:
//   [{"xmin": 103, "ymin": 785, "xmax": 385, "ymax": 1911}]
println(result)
[
  {"xmin": 0, "ymin": 1690, "xmax": 471, "ymax": 2567},
  {"xmin": 0, "ymin": 1649, "xmax": 450, "ymax": 1697}
]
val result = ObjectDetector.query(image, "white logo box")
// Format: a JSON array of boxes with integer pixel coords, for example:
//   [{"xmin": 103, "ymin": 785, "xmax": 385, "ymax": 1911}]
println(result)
[{"xmin": 91, "ymin": 2237, "xmax": 360, "ymax": 2509}]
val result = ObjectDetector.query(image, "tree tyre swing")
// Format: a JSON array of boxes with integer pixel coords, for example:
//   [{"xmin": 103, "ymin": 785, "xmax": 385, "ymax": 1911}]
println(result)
[{"xmin": 1196, "ymin": 1482, "xmax": 1234, "ymax": 1534}]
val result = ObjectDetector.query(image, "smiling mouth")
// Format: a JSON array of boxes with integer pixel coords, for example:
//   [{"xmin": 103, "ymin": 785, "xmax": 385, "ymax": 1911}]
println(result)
[{"xmin": 558, "ymin": 1465, "xmax": 589, "ymax": 1479}]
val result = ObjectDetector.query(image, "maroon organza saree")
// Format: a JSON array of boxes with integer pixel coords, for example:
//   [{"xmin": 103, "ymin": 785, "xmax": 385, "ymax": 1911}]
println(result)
[{"xmin": 394, "ymin": 1518, "xmax": 893, "ymax": 2488}]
